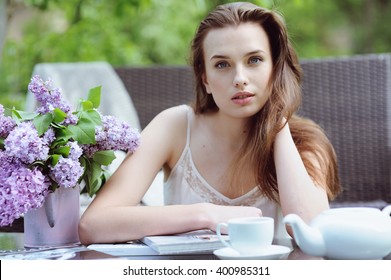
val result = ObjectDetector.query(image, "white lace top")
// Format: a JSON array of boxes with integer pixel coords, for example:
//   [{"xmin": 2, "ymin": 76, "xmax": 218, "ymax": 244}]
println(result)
[{"xmin": 164, "ymin": 105, "xmax": 289, "ymax": 239}]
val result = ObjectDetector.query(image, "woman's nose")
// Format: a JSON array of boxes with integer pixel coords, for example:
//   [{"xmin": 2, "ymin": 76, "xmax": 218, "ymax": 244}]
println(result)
[{"xmin": 233, "ymin": 67, "xmax": 249, "ymax": 88}]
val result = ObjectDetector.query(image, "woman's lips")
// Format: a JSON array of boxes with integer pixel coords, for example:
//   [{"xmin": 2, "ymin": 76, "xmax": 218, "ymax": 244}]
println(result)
[{"xmin": 231, "ymin": 92, "xmax": 255, "ymax": 105}]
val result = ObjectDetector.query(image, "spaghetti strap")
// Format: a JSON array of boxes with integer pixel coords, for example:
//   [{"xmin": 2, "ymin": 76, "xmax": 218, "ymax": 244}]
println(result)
[{"xmin": 184, "ymin": 105, "xmax": 192, "ymax": 148}]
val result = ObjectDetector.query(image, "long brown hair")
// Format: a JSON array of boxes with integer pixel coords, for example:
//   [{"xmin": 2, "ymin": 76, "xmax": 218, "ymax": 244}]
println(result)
[{"xmin": 190, "ymin": 2, "xmax": 340, "ymax": 201}]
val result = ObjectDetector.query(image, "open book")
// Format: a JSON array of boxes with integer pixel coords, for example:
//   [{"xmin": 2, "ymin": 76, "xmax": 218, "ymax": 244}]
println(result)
[
  {"xmin": 88, "ymin": 240, "xmax": 159, "ymax": 256},
  {"xmin": 141, "ymin": 229, "xmax": 228, "ymax": 255}
]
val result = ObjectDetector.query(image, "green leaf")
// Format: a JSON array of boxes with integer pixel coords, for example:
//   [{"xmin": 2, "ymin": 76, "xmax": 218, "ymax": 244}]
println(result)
[
  {"xmin": 89, "ymin": 177, "xmax": 102, "ymax": 197},
  {"xmin": 87, "ymin": 160, "xmax": 104, "ymax": 196},
  {"xmin": 81, "ymin": 100, "xmax": 94, "ymax": 111},
  {"xmin": 68, "ymin": 124, "xmax": 95, "ymax": 144},
  {"xmin": 102, "ymin": 169, "xmax": 111, "ymax": 183},
  {"xmin": 51, "ymin": 127, "xmax": 72, "ymax": 148},
  {"xmin": 13, "ymin": 110, "xmax": 39, "ymax": 121},
  {"xmin": 33, "ymin": 113, "xmax": 54, "ymax": 136},
  {"xmin": 51, "ymin": 154, "xmax": 61, "ymax": 166},
  {"xmin": 49, "ymin": 182, "xmax": 59, "ymax": 192},
  {"xmin": 30, "ymin": 160, "xmax": 46, "ymax": 169},
  {"xmin": 51, "ymin": 138, "xmax": 68, "ymax": 148},
  {"xmin": 80, "ymin": 109, "xmax": 102, "ymax": 126},
  {"xmin": 79, "ymin": 156, "xmax": 106, "ymax": 197},
  {"xmin": 3, "ymin": 107, "xmax": 13, "ymax": 117},
  {"xmin": 79, "ymin": 156, "xmax": 89, "ymax": 189},
  {"xmin": 50, "ymin": 122, "xmax": 66, "ymax": 129},
  {"xmin": 87, "ymin": 86, "xmax": 101, "ymax": 109},
  {"xmin": 11, "ymin": 109, "xmax": 22, "ymax": 124},
  {"xmin": 53, "ymin": 108, "xmax": 67, "ymax": 123},
  {"xmin": 93, "ymin": 150, "xmax": 116, "ymax": 166},
  {"xmin": 53, "ymin": 146, "xmax": 71, "ymax": 157},
  {"xmin": 67, "ymin": 117, "xmax": 96, "ymax": 144},
  {"xmin": 67, "ymin": 109, "xmax": 102, "ymax": 144}
]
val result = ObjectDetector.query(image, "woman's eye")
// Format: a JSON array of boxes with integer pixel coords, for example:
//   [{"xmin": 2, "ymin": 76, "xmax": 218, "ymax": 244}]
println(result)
[
  {"xmin": 215, "ymin": 61, "xmax": 229, "ymax": 69},
  {"xmin": 249, "ymin": 56, "xmax": 262, "ymax": 64}
]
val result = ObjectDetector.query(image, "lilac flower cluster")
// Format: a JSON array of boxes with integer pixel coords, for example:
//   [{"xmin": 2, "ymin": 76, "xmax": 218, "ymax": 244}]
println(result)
[
  {"xmin": 4, "ymin": 121, "xmax": 49, "ymax": 165},
  {"xmin": 42, "ymin": 127, "xmax": 56, "ymax": 145},
  {"xmin": 0, "ymin": 75, "xmax": 141, "ymax": 226},
  {"xmin": 67, "ymin": 141, "xmax": 83, "ymax": 160},
  {"xmin": 82, "ymin": 115, "xmax": 141, "ymax": 158},
  {"xmin": 50, "ymin": 157, "xmax": 84, "ymax": 188},
  {"xmin": 28, "ymin": 75, "xmax": 78, "ymax": 125},
  {"xmin": 0, "ymin": 104, "xmax": 16, "ymax": 138},
  {"xmin": 0, "ymin": 151, "xmax": 49, "ymax": 227}
]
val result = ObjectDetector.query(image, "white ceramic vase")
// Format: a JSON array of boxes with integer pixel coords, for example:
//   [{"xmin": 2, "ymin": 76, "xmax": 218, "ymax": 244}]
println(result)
[{"xmin": 24, "ymin": 186, "xmax": 80, "ymax": 248}]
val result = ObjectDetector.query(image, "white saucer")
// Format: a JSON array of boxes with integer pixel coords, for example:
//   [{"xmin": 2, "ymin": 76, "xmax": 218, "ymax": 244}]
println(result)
[{"xmin": 214, "ymin": 245, "xmax": 292, "ymax": 260}]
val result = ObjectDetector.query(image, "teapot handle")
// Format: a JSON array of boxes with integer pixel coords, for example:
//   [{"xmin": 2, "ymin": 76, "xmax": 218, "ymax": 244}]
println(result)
[{"xmin": 382, "ymin": 205, "xmax": 391, "ymax": 216}]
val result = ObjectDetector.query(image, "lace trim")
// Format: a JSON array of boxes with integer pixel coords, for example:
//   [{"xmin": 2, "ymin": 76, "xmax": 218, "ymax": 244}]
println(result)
[{"xmin": 182, "ymin": 150, "xmax": 264, "ymax": 206}]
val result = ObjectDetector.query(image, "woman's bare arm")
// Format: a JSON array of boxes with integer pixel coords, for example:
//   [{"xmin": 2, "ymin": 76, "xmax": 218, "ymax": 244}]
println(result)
[
  {"xmin": 79, "ymin": 106, "xmax": 196, "ymax": 243},
  {"xmin": 79, "ymin": 106, "xmax": 261, "ymax": 244},
  {"xmin": 274, "ymin": 122, "xmax": 329, "ymax": 225}
]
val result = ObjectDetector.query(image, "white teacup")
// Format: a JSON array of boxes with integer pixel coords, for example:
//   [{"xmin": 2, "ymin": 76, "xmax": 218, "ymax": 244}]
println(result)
[{"xmin": 216, "ymin": 217, "xmax": 274, "ymax": 255}]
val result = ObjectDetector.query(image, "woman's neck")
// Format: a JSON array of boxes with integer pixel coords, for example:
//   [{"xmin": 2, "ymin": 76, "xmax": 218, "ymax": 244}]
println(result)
[{"xmin": 209, "ymin": 111, "xmax": 250, "ymax": 147}]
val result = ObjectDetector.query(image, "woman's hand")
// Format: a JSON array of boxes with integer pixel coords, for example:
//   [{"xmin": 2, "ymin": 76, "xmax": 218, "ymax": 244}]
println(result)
[{"xmin": 200, "ymin": 203, "xmax": 262, "ymax": 233}]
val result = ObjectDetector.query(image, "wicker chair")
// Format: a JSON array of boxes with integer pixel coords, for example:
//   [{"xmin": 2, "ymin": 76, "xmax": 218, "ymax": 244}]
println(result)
[
  {"xmin": 116, "ymin": 53, "xmax": 391, "ymax": 208},
  {"xmin": 115, "ymin": 66, "xmax": 195, "ymax": 129},
  {"xmin": 299, "ymin": 54, "xmax": 391, "ymax": 208}
]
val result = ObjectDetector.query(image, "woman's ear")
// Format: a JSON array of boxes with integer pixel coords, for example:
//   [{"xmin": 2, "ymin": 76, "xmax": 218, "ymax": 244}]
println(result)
[{"xmin": 202, "ymin": 74, "xmax": 212, "ymax": 94}]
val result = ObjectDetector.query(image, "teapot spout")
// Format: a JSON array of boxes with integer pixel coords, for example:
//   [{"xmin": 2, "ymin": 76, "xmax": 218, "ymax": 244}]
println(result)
[{"xmin": 283, "ymin": 214, "xmax": 326, "ymax": 257}]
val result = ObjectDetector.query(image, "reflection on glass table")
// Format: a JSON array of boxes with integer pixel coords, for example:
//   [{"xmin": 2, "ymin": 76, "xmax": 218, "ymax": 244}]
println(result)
[
  {"xmin": 0, "ymin": 233, "xmax": 116, "ymax": 260},
  {"xmin": 1, "ymin": 232, "xmax": 390, "ymax": 260}
]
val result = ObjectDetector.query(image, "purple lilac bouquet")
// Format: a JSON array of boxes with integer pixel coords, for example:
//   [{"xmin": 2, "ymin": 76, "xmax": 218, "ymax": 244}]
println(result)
[{"xmin": 0, "ymin": 75, "xmax": 140, "ymax": 227}]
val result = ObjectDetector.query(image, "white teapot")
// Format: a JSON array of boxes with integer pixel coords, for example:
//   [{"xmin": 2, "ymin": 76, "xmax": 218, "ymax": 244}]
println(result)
[{"xmin": 283, "ymin": 205, "xmax": 391, "ymax": 259}]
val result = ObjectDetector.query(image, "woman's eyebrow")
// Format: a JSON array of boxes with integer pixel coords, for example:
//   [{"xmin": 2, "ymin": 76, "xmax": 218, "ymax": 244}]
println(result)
[
  {"xmin": 210, "ymin": 54, "xmax": 229, "ymax": 60},
  {"xmin": 210, "ymin": 49, "xmax": 266, "ymax": 61},
  {"xmin": 246, "ymin": 49, "xmax": 265, "ymax": 56}
]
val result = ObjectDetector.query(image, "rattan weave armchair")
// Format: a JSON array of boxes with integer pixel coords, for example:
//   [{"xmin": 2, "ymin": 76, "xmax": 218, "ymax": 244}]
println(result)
[
  {"xmin": 116, "ymin": 53, "xmax": 391, "ymax": 208},
  {"xmin": 300, "ymin": 54, "xmax": 391, "ymax": 207},
  {"xmin": 115, "ymin": 66, "xmax": 195, "ymax": 129}
]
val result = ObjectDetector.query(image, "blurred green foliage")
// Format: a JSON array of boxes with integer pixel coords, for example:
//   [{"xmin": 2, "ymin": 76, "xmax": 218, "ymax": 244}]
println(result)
[{"xmin": 1, "ymin": 0, "xmax": 390, "ymax": 108}]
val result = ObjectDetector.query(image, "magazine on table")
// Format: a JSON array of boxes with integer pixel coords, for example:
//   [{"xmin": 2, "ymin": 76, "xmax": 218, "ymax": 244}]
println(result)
[
  {"xmin": 87, "ymin": 229, "xmax": 228, "ymax": 256},
  {"xmin": 140, "ymin": 229, "xmax": 228, "ymax": 255},
  {"xmin": 87, "ymin": 240, "xmax": 159, "ymax": 256}
]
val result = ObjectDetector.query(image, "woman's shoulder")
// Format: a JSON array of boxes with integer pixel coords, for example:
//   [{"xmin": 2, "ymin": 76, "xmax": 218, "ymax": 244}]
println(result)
[
  {"xmin": 160, "ymin": 104, "xmax": 190, "ymax": 116},
  {"xmin": 151, "ymin": 105, "xmax": 191, "ymax": 168},
  {"xmin": 143, "ymin": 105, "xmax": 190, "ymax": 145},
  {"xmin": 152, "ymin": 105, "xmax": 190, "ymax": 126}
]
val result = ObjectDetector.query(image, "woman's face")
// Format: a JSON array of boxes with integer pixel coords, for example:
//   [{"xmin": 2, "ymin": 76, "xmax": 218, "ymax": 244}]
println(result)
[{"xmin": 202, "ymin": 22, "xmax": 273, "ymax": 119}]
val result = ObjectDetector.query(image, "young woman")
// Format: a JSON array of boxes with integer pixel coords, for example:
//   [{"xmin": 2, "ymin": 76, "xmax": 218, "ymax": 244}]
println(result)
[{"xmin": 79, "ymin": 2, "xmax": 340, "ymax": 244}]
